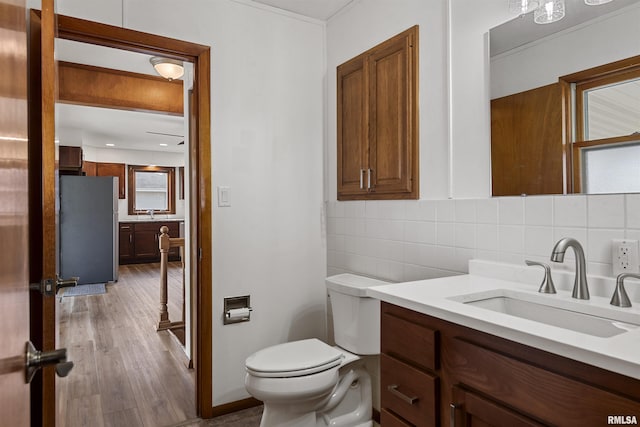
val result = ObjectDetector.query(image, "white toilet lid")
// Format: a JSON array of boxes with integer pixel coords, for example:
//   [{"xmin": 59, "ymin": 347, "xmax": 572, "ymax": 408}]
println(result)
[{"xmin": 246, "ymin": 338, "xmax": 343, "ymax": 378}]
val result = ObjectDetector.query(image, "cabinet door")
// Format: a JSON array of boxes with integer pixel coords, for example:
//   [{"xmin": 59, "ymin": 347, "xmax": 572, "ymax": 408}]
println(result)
[
  {"xmin": 96, "ymin": 162, "xmax": 126, "ymax": 199},
  {"xmin": 134, "ymin": 226, "xmax": 160, "ymax": 259},
  {"xmin": 491, "ymin": 83, "xmax": 563, "ymax": 196},
  {"xmin": 83, "ymin": 160, "xmax": 97, "ymax": 176},
  {"xmin": 337, "ymin": 53, "xmax": 368, "ymax": 199},
  {"xmin": 59, "ymin": 145, "xmax": 83, "ymax": 170},
  {"xmin": 451, "ymin": 386, "xmax": 545, "ymax": 427},
  {"xmin": 118, "ymin": 223, "xmax": 135, "ymax": 264},
  {"xmin": 367, "ymin": 27, "xmax": 418, "ymax": 198}
]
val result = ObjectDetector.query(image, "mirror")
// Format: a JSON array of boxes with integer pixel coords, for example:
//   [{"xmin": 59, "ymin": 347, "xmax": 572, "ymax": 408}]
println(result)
[{"xmin": 489, "ymin": 0, "xmax": 640, "ymax": 195}]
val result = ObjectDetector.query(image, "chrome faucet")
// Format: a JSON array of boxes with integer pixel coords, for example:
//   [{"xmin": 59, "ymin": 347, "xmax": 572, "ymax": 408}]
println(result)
[
  {"xmin": 147, "ymin": 209, "xmax": 155, "ymax": 219},
  {"xmin": 550, "ymin": 237, "xmax": 590, "ymax": 300},
  {"xmin": 610, "ymin": 273, "xmax": 640, "ymax": 307}
]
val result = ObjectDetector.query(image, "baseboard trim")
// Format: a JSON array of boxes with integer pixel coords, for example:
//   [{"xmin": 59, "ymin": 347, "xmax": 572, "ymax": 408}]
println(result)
[{"xmin": 210, "ymin": 397, "xmax": 262, "ymax": 418}]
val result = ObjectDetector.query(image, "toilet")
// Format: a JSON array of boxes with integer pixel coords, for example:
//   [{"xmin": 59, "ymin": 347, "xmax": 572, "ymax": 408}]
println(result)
[{"xmin": 244, "ymin": 273, "xmax": 389, "ymax": 427}]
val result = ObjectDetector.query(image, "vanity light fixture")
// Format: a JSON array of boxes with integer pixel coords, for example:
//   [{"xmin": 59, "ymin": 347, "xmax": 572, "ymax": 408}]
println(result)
[
  {"xmin": 509, "ymin": 0, "xmax": 540, "ymax": 15},
  {"xmin": 534, "ymin": 0, "xmax": 565, "ymax": 24},
  {"xmin": 584, "ymin": 0, "xmax": 612, "ymax": 4},
  {"xmin": 149, "ymin": 57, "xmax": 184, "ymax": 81}
]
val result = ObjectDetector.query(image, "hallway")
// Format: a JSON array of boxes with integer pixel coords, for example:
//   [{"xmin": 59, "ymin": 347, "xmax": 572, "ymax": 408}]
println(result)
[{"xmin": 56, "ymin": 262, "xmax": 195, "ymax": 427}]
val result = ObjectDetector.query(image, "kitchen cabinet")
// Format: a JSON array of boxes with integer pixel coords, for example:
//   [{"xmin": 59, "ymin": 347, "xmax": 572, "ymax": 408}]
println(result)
[
  {"xmin": 82, "ymin": 160, "xmax": 97, "ymax": 176},
  {"xmin": 119, "ymin": 221, "xmax": 181, "ymax": 264},
  {"xmin": 337, "ymin": 26, "xmax": 419, "ymax": 201},
  {"xmin": 96, "ymin": 162, "xmax": 126, "ymax": 199},
  {"xmin": 59, "ymin": 145, "xmax": 83, "ymax": 173},
  {"xmin": 380, "ymin": 302, "xmax": 640, "ymax": 427}
]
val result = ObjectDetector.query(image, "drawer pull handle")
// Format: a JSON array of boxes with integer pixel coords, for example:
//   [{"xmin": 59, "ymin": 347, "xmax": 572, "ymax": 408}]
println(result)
[
  {"xmin": 450, "ymin": 403, "xmax": 458, "ymax": 427},
  {"xmin": 387, "ymin": 384, "xmax": 418, "ymax": 405}
]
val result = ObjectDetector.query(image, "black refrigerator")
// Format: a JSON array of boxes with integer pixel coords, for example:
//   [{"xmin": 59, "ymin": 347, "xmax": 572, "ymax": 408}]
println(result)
[{"xmin": 59, "ymin": 176, "xmax": 119, "ymax": 285}]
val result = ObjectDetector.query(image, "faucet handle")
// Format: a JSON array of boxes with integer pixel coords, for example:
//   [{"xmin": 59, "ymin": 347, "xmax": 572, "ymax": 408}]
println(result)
[
  {"xmin": 525, "ymin": 260, "xmax": 557, "ymax": 294},
  {"xmin": 610, "ymin": 273, "xmax": 640, "ymax": 308}
]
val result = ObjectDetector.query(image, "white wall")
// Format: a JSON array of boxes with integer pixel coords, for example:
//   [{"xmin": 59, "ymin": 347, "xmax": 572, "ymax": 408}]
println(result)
[
  {"xmin": 56, "ymin": 0, "xmax": 327, "ymax": 406},
  {"xmin": 491, "ymin": 4, "xmax": 640, "ymax": 99},
  {"xmin": 326, "ymin": 0, "xmax": 450, "ymax": 200}
]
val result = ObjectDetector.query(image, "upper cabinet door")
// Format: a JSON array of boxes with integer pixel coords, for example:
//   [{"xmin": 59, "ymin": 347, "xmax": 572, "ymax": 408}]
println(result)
[
  {"xmin": 337, "ymin": 53, "xmax": 368, "ymax": 198},
  {"xmin": 368, "ymin": 28, "xmax": 418, "ymax": 198},
  {"xmin": 337, "ymin": 26, "xmax": 419, "ymax": 201}
]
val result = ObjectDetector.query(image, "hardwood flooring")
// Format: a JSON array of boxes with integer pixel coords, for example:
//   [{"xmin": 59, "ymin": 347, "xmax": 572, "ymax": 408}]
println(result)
[{"xmin": 57, "ymin": 262, "xmax": 195, "ymax": 427}]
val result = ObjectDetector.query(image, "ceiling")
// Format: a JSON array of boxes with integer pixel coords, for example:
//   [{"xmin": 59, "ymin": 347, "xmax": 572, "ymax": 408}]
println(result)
[
  {"xmin": 250, "ymin": 0, "xmax": 354, "ymax": 20},
  {"xmin": 55, "ymin": 39, "xmax": 186, "ymax": 153}
]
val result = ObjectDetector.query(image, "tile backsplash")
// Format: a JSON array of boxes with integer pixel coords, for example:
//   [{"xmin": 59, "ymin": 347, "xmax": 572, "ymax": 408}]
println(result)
[{"xmin": 326, "ymin": 194, "xmax": 640, "ymax": 282}]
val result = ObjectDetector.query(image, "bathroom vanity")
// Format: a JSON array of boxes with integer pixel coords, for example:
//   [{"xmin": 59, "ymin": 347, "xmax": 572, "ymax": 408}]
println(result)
[{"xmin": 370, "ymin": 261, "xmax": 640, "ymax": 426}]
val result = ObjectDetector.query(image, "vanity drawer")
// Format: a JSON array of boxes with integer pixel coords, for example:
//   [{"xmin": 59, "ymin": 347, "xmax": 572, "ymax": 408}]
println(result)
[
  {"xmin": 381, "ymin": 409, "xmax": 412, "ymax": 427},
  {"xmin": 381, "ymin": 353, "xmax": 439, "ymax": 427},
  {"xmin": 382, "ymin": 311, "xmax": 439, "ymax": 371}
]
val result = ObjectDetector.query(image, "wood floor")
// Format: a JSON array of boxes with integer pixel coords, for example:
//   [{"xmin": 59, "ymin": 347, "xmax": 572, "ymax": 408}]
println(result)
[{"xmin": 57, "ymin": 262, "xmax": 196, "ymax": 427}]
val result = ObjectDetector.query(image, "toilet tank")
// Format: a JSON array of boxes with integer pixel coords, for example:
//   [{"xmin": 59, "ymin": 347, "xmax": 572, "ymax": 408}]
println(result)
[{"xmin": 326, "ymin": 274, "xmax": 389, "ymax": 355}]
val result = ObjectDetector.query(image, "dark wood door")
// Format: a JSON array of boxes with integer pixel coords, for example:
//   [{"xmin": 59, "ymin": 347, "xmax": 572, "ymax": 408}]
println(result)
[
  {"xmin": 28, "ymin": 2, "xmax": 58, "ymax": 425},
  {"xmin": 0, "ymin": 0, "xmax": 31, "ymax": 425},
  {"xmin": 134, "ymin": 225, "xmax": 161, "ymax": 259},
  {"xmin": 337, "ymin": 53, "xmax": 368, "ymax": 199},
  {"xmin": 491, "ymin": 83, "xmax": 563, "ymax": 196},
  {"xmin": 368, "ymin": 27, "xmax": 418, "ymax": 197}
]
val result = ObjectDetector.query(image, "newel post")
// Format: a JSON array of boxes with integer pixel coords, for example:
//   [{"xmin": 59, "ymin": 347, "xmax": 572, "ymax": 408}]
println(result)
[{"xmin": 157, "ymin": 225, "xmax": 171, "ymax": 331}]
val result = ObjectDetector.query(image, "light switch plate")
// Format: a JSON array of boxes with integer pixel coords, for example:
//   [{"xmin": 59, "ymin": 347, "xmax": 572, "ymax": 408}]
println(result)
[{"xmin": 217, "ymin": 186, "xmax": 231, "ymax": 207}]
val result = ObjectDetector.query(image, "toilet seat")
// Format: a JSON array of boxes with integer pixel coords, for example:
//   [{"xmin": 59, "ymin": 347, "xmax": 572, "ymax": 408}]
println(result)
[{"xmin": 246, "ymin": 338, "xmax": 343, "ymax": 378}]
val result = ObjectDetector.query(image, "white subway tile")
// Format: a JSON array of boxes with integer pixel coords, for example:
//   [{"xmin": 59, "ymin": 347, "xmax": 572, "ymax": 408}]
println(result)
[
  {"xmin": 377, "ymin": 240, "xmax": 405, "ymax": 262},
  {"xmin": 344, "ymin": 201, "xmax": 366, "ymax": 218},
  {"xmin": 436, "ymin": 199, "xmax": 455, "ymax": 222},
  {"xmin": 365, "ymin": 201, "xmax": 379, "ymax": 219},
  {"xmin": 587, "ymin": 228, "xmax": 624, "ymax": 263},
  {"xmin": 498, "ymin": 225, "xmax": 524, "ymax": 254},
  {"xmin": 455, "ymin": 199, "xmax": 476, "ymax": 223},
  {"xmin": 627, "ymin": 194, "xmax": 640, "ymax": 229},
  {"xmin": 404, "ymin": 221, "xmax": 437, "ymax": 244},
  {"xmin": 587, "ymin": 262, "xmax": 612, "ymax": 278},
  {"xmin": 431, "ymin": 246, "xmax": 457, "ymax": 271},
  {"xmin": 327, "ymin": 235, "xmax": 345, "ymax": 252},
  {"xmin": 376, "ymin": 260, "xmax": 404, "ymax": 282},
  {"xmin": 403, "ymin": 242, "xmax": 423, "ymax": 265},
  {"xmin": 476, "ymin": 224, "xmax": 498, "ymax": 251},
  {"xmin": 524, "ymin": 226, "xmax": 554, "ymax": 257},
  {"xmin": 378, "ymin": 201, "xmax": 406, "ymax": 220},
  {"xmin": 525, "ymin": 196, "xmax": 553, "ymax": 226},
  {"xmin": 328, "ymin": 201, "xmax": 345, "ymax": 218},
  {"xmin": 475, "ymin": 250, "xmax": 500, "ymax": 262},
  {"xmin": 588, "ymin": 194, "xmax": 625, "ymax": 229},
  {"xmin": 454, "ymin": 248, "xmax": 475, "ymax": 273},
  {"xmin": 499, "ymin": 252, "xmax": 525, "ymax": 265},
  {"xmin": 344, "ymin": 218, "xmax": 365, "ymax": 236},
  {"xmin": 437, "ymin": 222, "xmax": 456, "ymax": 247},
  {"xmin": 554, "ymin": 195, "xmax": 587, "ymax": 228},
  {"xmin": 498, "ymin": 197, "xmax": 524, "ymax": 225},
  {"xmin": 626, "ymin": 229, "xmax": 640, "ymax": 241},
  {"xmin": 455, "ymin": 223, "xmax": 476, "ymax": 249},
  {"xmin": 476, "ymin": 198, "xmax": 498, "ymax": 224}
]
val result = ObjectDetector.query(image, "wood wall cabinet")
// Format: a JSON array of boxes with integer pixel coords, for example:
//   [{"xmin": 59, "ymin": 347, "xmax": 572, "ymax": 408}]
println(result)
[
  {"xmin": 491, "ymin": 83, "xmax": 564, "ymax": 196},
  {"xmin": 380, "ymin": 302, "xmax": 640, "ymax": 427},
  {"xmin": 59, "ymin": 145, "xmax": 83, "ymax": 172},
  {"xmin": 96, "ymin": 162, "xmax": 126, "ymax": 199},
  {"xmin": 337, "ymin": 26, "xmax": 419, "ymax": 201},
  {"xmin": 119, "ymin": 221, "xmax": 181, "ymax": 264},
  {"xmin": 82, "ymin": 160, "xmax": 97, "ymax": 176}
]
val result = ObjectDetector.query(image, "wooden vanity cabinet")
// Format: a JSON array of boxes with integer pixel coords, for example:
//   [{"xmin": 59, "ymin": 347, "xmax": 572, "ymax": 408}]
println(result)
[
  {"xmin": 119, "ymin": 221, "xmax": 181, "ymax": 264},
  {"xmin": 380, "ymin": 302, "xmax": 640, "ymax": 427}
]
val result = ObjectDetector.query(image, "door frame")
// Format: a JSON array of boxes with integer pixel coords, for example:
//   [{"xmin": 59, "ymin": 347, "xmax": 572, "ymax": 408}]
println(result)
[{"xmin": 54, "ymin": 14, "xmax": 213, "ymax": 418}]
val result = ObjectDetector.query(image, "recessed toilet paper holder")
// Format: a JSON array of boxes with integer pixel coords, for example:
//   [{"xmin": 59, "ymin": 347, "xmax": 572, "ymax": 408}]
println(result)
[{"xmin": 223, "ymin": 295, "xmax": 252, "ymax": 325}]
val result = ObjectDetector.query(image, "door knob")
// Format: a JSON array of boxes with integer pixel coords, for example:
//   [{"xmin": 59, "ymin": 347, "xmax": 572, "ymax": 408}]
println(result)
[
  {"xmin": 56, "ymin": 275, "xmax": 79, "ymax": 291},
  {"xmin": 25, "ymin": 341, "xmax": 74, "ymax": 384}
]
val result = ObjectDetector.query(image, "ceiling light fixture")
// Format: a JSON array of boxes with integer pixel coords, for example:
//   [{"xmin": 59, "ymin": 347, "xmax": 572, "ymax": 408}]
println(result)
[
  {"xmin": 159, "ymin": 143, "xmax": 168, "ymax": 147},
  {"xmin": 106, "ymin": 143, "xmax": 115, "ymax": 147},
  {"xmin": 584, "ymin": 0, "xmax": 612, "ymax": 4},
  {"xmin": 534, "ymin": 0, "xmax": 565, "ymax": 24},
  {"xmin": 509, "ymin": 0, "xmax": 540, "ymax": 15},
  {"xmin": 149, "ymin": 57, "xmax": 184, "ymax": 81}
]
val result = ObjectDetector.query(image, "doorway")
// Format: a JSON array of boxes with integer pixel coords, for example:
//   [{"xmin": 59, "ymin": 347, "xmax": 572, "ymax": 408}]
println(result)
[{"xmin": 51, "ymin": 13, "xmax": 213, "ymax": 422}]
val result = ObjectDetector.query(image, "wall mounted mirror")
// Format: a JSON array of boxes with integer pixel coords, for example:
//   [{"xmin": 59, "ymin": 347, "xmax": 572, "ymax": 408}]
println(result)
[{"xmin": 489, "ymin": 0, "xmax": 640, "ymax": 195}]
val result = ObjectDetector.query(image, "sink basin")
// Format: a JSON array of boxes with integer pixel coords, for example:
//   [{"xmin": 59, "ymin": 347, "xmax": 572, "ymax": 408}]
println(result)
[{"xmin": 450, "ymin": 289, "xmax": 640, "ymax": 338}]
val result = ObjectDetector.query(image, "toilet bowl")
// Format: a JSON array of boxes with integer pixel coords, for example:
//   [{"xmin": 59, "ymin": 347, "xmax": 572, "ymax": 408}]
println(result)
[{"xmin": 244, "ymin": 274, "xmax": 389, "ymax": 427}]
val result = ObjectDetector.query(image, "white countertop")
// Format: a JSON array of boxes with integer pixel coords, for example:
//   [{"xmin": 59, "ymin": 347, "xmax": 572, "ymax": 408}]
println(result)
[{"xmin": 367, "ymin": 260, "xmax": 640, "ymax": 380}]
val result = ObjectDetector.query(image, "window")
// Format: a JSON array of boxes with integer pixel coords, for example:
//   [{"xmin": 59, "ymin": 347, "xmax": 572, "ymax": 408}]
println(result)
[
  {"xmin": 127, "ymin": 165, "xmax": 176, "ymax": 215},
  {"xmin": 564, "ymin": 56, "xmax": 640, "ymax": 193}
]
